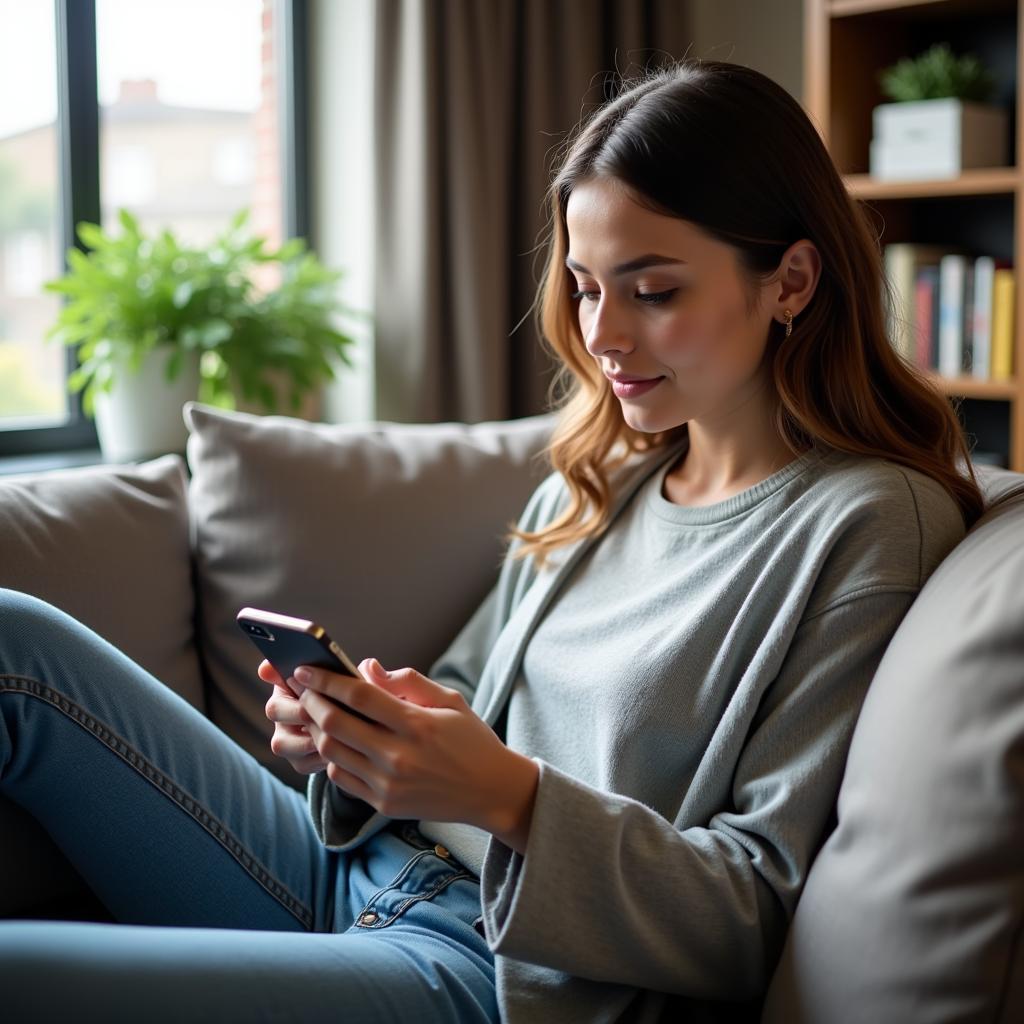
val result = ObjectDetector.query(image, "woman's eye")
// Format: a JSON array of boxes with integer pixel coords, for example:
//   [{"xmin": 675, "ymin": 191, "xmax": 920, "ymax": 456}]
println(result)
[
  {"xmin": 570, "ymin": 288, "xmax": 679, "ymax": 305},
  {"xmin": 637, "ymin": 289, "xmax": 678, "ymax": 305}
]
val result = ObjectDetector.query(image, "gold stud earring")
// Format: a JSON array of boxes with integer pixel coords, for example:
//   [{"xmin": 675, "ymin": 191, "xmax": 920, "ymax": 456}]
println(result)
[{"xmin": 783, "ymin": 309, "xmax": 794, "ymax": 338}]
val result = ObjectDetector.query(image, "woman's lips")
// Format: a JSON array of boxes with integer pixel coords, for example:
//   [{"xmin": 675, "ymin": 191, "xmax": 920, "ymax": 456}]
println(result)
[{"xmin": 611, "ymin": 376, "xmax": 664, "ymax": 398}]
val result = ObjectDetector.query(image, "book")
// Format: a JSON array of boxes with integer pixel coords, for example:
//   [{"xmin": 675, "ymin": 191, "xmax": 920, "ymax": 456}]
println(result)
[
  {"xmin": 970, "ymin": 256, "xmax": 995, "ymax": 379},
  {"xmin": 914, "ymin": 265, "xmax": 940, "ymax": 369},
  {"xmin": 938, "ymin": 254, "xmax": 968, "ymax": 378},
  {"xmin": 883, "ymin": 243, "xmax": 957, "ymax": 362},
  {"xmin": 991, "ymin": 269, "xmax": 1015, "ymax": 381},
  {"xmin": 961, "ymin": 260, "xmax": 975, "ymax": 374}
]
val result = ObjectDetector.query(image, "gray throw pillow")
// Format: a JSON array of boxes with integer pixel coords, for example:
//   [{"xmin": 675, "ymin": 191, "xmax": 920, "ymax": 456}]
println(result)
[
  {"xmin": 183, "ymin": 401, "xmax": 557, "ymax": 790},
  {"xmin": 763, "ymin": 464, "xmax": 1024, "ymax": 1023},
  {"xmin": 0, "ymin": 453, "xmax": 203, "ymax": 709}
]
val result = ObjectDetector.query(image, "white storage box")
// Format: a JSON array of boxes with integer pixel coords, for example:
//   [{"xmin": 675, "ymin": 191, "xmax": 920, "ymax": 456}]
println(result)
[{"xmin": 870, "ymin": 98, "xmax": 1008, "ymax": 180}]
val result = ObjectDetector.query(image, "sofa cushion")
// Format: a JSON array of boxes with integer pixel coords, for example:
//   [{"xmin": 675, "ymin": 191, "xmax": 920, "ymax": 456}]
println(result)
[
  {"xmin": 183, "ymin": 401, "xmax": 557, "ymax": 790},
  {"xmin": 763, "ymin": 464, "xmax": 1024, "ymax": 1022}
]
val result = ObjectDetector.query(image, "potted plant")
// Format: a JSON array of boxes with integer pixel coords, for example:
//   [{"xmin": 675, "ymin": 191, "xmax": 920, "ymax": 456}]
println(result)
[
  {"xmin": 43, "ymin": 208, "xmax": 366, "ymax": 462},
  {"xmin": 870, "ymin": 42, "xmax": 1007, "ymax": 181}
]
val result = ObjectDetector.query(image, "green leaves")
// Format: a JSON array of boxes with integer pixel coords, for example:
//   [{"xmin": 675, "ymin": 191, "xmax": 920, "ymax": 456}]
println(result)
[
  {"xmin": 41, "ymin": 206, "xmax": 368, "ymax": 416},
  {"xmin": 879, "ymin": 42, "xmax": 997, "ymax": 103}
]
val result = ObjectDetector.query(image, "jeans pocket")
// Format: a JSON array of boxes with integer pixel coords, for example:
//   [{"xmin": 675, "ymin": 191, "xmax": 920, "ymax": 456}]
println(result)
[{"xmin": 353, "ymin": 845, "xmax": 476, "ymax": 930}]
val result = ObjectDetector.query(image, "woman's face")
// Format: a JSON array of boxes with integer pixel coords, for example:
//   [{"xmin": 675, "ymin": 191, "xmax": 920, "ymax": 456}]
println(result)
[{"xmin": 565, "ymin": 176, "xmax": 780, "ymax": 435}]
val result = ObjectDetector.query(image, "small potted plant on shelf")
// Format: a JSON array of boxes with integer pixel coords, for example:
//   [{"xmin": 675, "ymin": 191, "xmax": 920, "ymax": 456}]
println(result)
[
  {"xmin": 43, "ymin": 208, "xmax": 367, "ymax": 462},
  {"xmin": 871, "ymin": 41, "xmax": 1007, "ymax": 181}
]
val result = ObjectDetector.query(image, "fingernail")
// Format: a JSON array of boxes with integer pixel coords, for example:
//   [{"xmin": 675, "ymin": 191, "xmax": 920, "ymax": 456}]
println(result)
[
  {"xmin": 294, "ymin": 666, "xmax": 311, "ymax": 683},
  {"xmin": 369, "ymin": 659, "xmax": 388, "ymax": 676}
]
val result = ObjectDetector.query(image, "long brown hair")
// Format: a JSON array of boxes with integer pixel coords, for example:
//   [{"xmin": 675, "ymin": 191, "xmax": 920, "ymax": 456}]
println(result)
[{"xmin": 507, "ymin": 59, "xmax": 986, "ymax": 571}]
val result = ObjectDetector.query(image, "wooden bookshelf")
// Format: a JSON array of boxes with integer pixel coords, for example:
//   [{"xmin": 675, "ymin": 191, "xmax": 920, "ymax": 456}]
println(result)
[{"xmin": 804, "ymin": 0, "xmax": 1024, "ymax": 470}]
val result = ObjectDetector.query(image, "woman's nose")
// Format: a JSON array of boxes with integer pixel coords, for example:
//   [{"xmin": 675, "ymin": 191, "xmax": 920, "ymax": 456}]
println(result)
[{"xmin": 583, "ymin": 299, "xmax": 635, "ymax": 359}]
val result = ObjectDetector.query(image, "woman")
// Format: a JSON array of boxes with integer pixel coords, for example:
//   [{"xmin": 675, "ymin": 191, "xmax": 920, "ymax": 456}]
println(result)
[{"xmin": 0, "ymin": 59, "xmax": 984, "ymax": 1022}]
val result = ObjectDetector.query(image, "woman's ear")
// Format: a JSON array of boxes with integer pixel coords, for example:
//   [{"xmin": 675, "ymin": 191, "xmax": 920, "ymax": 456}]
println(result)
[{"xmin": 775, "ymin": 239, "xmax": 821, "ymax": 317}]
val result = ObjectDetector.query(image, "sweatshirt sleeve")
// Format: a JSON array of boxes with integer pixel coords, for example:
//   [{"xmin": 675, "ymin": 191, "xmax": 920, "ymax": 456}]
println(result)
[{"xmin": 477, "ymin": 587, "xmax": 919, "ymax": 999}]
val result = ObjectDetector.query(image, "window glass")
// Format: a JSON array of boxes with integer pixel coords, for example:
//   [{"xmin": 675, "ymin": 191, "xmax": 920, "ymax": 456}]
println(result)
[
  {"xmin": 0, "ymin": 0, "xmax": 284, "ymax": 436},
  {"xmin": 0, "ymin": 0, "xmax": 64, "ymax": 426},
  {"xmin": 97, "ymin": 0, "xmax": 281, "ymax": 293}
]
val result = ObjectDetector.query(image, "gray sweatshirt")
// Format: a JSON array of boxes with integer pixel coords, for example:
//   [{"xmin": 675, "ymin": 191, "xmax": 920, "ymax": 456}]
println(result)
[{"xmin": 307, "ymin": 432, "xmax": 966, "ymax": 1022}]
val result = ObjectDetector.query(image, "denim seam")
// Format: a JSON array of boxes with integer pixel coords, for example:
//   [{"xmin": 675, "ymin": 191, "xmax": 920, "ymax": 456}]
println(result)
[
  {"xmin": 360, "ymin": 847, "xmax": 434, "ymax": 907},
  {"xmin": 1, "ymin": 674, "xmax": 315, "ymax": 930},
  {"xmin": 359, "ymin": 868, "xmax": 477, "ymax": 929}
]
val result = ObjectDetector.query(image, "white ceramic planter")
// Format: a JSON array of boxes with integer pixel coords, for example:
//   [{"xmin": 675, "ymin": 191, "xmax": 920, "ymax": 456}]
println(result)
[
  {"xmin": 92, "ymin": 348, "xmax": 202, "ymax": 462},
  {"xmin": 870, "ymin": 98, "xmax": 1008, "ymax": 180}
]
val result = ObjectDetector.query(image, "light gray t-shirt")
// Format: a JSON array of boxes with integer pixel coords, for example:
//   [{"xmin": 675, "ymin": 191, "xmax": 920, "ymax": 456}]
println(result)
[{"xmin": 420, "ymin": 443, "xmax": 828, "ymax": 870}]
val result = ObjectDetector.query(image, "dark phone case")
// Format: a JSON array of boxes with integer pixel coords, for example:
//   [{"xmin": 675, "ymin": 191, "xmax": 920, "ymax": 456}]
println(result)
[{"xmin": 237, "ymin": 617, "xmax": 375, "ymax": 724}]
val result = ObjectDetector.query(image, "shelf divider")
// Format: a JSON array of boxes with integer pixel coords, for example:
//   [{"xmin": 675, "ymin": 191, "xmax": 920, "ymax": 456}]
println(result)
[
  {"xmin": 923, "ymin": 373, "xmax": 1020, "ymax": 399},
  {"xmin": 845, "ymin": 168, "xmax": 1021, "ymax": 198}
]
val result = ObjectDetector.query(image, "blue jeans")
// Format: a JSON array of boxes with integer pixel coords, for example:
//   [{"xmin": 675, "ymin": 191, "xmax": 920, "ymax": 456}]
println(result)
[{"xmin": 0, "ymin": 588, "xmax": 496, "ymax": 1023}]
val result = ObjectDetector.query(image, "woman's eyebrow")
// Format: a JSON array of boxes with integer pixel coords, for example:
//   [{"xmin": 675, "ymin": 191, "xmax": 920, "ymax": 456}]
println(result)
[{"xmin": 565, "ymin": 253, "xmax": 688, "ymax": 275}]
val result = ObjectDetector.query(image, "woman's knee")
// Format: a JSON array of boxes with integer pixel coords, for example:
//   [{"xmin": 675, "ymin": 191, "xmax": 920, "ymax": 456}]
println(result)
[{"xmin": 0, "ymin": 588, "xmax": 85, "ymax": 671}]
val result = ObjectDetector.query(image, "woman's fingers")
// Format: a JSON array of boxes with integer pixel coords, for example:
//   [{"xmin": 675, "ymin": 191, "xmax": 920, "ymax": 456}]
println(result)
[
  {"xmin": 265, "ymin": 687, "xmax": 314, "ymax": 727},
  {"xmin": 270, "ymin": 723, "xmax": 326, "ymax": 772},
  {"xmin": 270, "ymin": 722, "xmax": 316, "ymax": 756},
  {"xmin": 285, "ymin": 748, "xmax": 329, "ymax": 775},
  {"xmin": 257, "ymin": 659, "xmax": 284, "ymax": 686},
  {"xmin": 259, "ymin": 662, "xmax": 329, "ymax": 773}
]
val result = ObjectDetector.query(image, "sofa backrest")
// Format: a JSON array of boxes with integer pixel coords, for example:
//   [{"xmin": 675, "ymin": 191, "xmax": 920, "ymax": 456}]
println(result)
[
  {"xmin": 183, "ymin": 402, "xmax": 558, "ymax": 790},
  {"xmin": 763, "ymin": 464, "xmax": 1024, "ymax": 1022}
]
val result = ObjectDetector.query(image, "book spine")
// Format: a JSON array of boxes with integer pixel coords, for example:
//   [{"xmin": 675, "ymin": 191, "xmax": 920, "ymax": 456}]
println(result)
[
  {"xmin": 991, "ymin": 269, "xmax": 1015, "ymax": 381},
  {"xmin": 938, "ymin": 255, "xmax": 966, "ymax": 378},
  {"xmin": 914, "ymin": 266, "xmax": 938, "ymax": 369},
  {"xmin": 971, "ymin": 256, "xmax": 995, "ymax": 380},
  {"xmin": 961, "ymin": 260, "xmax": 975, "ymax": 374}
]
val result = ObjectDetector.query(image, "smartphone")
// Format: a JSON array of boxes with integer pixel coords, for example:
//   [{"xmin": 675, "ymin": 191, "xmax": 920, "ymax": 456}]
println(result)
[{"xmin": 236, "ymin": 606, "xmax": 376, "ymax": 724}]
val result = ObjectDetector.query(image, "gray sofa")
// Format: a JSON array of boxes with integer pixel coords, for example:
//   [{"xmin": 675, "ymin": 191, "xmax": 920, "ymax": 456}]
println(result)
[{"xmin": 1, "ymin": 401, "xmax": 1022, "ymax": 1022}]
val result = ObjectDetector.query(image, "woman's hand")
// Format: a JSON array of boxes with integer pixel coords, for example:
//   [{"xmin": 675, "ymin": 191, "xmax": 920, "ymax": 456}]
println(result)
[
  {"xmin": 258, "ymin": 659, "xmax": 329, "ymax": 775},
  {"xmin": 295, "ymin": 658, "xmax": 539, "ymax": 853}
]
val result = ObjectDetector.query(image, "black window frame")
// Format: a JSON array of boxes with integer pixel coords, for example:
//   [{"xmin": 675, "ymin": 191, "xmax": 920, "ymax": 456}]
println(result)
[{"xmin": 0, "ymin": 0, "xmax": 309, "ymax": 459}]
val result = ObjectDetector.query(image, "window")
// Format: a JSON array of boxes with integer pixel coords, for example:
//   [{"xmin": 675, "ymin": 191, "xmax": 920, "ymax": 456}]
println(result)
[
  {"xmin": 0, "ymin": 0, "xmax": 64, "ymax": 426},
  {"xmin": 106, "ymin": 144, "xmax": 157, "ymax": 206},
  {"xmin": 0, "ymin": 0, "xmax": 307, "ymax": 458},
  {"xmin": 96, "ymin": 0, "xmax": 280, "ymax": 251}
]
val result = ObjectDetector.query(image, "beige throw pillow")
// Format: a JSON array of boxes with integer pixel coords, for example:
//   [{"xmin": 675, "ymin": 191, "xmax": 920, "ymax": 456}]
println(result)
[
  {"xmin": 183, "ymin": 402, "xmax": 556, "ymax": 790},
  {"xmin": 0, "ymin": 453, "xmax": 203, "ymax": 709}
]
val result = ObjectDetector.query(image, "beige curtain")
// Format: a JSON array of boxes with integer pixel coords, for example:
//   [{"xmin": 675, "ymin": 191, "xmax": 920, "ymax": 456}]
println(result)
[{"xmin": 373, "ymin": 0, "xmax": 695, "ymax": 423}]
